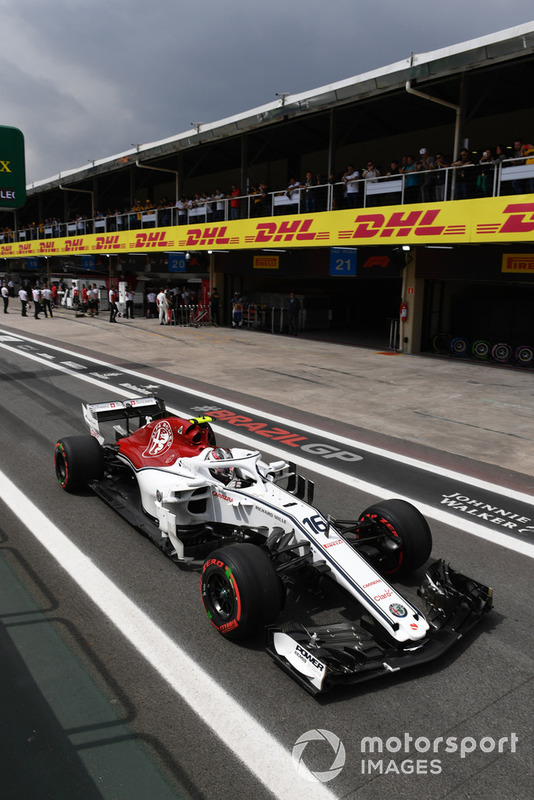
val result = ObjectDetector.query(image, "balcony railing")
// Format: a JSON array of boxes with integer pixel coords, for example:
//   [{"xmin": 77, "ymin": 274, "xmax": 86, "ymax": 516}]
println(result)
[{"xmin": 4, "ymin": 157, "xmax": 534, "ymax": 244}]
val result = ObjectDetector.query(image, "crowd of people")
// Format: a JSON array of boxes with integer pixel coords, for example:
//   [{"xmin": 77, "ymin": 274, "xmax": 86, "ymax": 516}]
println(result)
[
  {"xmin": 2, "ymin": 138, "xmax": 532, "ymax": 243},
  {"xmin": 1, "ymin": 277, "xmax": 58, "ymax": 319}
]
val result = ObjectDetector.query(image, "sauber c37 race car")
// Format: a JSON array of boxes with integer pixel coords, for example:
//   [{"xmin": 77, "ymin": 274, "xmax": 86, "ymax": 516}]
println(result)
[{"xmin": 54, "ymin": 396, "xmax": 493, "ymax": 695}]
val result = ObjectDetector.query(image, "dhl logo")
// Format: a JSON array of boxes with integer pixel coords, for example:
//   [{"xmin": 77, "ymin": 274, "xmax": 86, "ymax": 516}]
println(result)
[
  {"xmin": 1, "ymin": 245, "xmax": 13, "ymax": 254},
  {"xmin": 253, "ymin": 219, "xmax": 317, "ymax": 242},
  {"xmin": 348, "ymin": 209, "xmax": 445, "ymax": 238},
  {"xmin": 184, "ymin": 226, "xmax": 231, "ymax": 246},
  {"xmin": 19, "ymin": 243, "xmax": 32, "ymax": 254},
  {"xmin": 64, "ymin": 238, "xmax": 86, "ymax": 252},
  {"xmin": 132, "ymin": 232, "xmax": 171, "ymax": 248},
  {"xmin": 96, "ymin": 235, "xmax": 121, "ymax": 250},
  {"xmin": 500, "ymin": 203, "xmax": 534, "ymax": 233},
  {"xmin": 39, "ymin": 241, "xmax": 56, "ymax": 252}
]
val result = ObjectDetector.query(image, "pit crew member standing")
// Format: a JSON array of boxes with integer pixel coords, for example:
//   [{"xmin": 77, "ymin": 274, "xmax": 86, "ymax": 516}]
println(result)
[
  {"xmin": 109, "ymin": 286, "xmax": 118, "ymax": 323},
  {"xmin": 1, "ymin": 284, "xmax": 9, "ymax": 313},
  {"xmin": 157, "ymin": 287, "xmax": 169, "ymax": 325},
  {"xmin": 32, "ymin": 286, "xmax": 42, "ymax": 319},
  {"xmin": 18, "ymin": 286, "xmax": 29, "ymax": 316},
  {"xmin": 41, "ymin": 284, "xmax": 53, "ymax": 318},
  {"xmin": 231, "ymin": 291, "xmax": 243, "ymax": 327}
]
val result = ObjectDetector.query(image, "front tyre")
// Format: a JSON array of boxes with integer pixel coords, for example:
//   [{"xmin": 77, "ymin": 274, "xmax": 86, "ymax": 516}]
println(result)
[
  {"xmin": 357, "ymin": 499, "xmax": 432, "ymax": 578},
  {"xmin": 54, "ymin": 435, "xmax": 104, "ymax": 492},
  {"xmin": 201, "ymin": 544, "xmax": 284, "ymax": 641}
]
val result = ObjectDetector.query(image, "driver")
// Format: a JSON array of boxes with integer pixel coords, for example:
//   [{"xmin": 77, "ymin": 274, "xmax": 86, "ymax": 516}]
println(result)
[
  {"xmin": 208, "ymin": 447, "xmax": 234, "ymax": 484},
  {"xmin": 207, "ymin": 447, "xmax": 254, "ymax": 488}
]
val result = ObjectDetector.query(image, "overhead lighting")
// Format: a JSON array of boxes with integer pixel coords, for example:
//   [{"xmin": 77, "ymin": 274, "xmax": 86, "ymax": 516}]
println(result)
[{"xmin": 402, "ymin": 245, "xmax": 411, "ymax": 251}]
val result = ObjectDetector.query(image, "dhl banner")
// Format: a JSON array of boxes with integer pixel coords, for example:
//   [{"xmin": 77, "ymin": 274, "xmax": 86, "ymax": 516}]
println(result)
[{"xmin": 2, "ymin": 196, "xmax": 534, "ymax": 259}]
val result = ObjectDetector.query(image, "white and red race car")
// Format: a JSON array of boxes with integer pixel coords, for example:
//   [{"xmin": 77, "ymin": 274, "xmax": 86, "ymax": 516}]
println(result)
[{"xmin": 54, "ymin": 396, "xmax": 493, "ymax": 694}]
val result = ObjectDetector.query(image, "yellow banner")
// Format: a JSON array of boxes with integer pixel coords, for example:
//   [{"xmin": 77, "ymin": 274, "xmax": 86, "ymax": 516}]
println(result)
[{"xmin": 2, "ymin": 195, "xmax": 534, "ymax": 258}]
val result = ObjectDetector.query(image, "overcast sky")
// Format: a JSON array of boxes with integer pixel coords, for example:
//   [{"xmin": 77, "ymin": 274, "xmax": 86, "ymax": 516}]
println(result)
[{"xmin": 2, "ymin": 0, "xmax": 533, "ymax": 183}]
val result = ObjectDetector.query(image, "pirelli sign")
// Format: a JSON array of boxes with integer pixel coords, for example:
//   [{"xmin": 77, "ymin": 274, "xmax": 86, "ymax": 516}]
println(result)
[
  {"xmin": 502, "ymin": 253, "xmax": 534, "ymax": 273},
  {"xmin": 0, "ymin": 126, "xmax": 26, "ymax": 210}
]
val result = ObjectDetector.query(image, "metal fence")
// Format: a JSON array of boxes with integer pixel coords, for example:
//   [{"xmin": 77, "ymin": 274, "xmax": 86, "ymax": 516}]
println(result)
[{"xmin": 3, "ymin": 157, "xmax": 534, "ymax": 244}]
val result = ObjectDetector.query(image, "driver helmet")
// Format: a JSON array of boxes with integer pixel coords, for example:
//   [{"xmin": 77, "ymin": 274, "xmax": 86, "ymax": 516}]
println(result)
[{"xmin": 208, "ymin": 447, "xmax": 234, "ymax": 483}]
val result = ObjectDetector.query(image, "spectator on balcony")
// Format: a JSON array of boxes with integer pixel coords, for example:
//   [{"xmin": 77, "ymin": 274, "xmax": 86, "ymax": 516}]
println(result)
[
  {"xmin": 476, "ymin": 148, "xmax": 495, "ymax": 196},
  {"xmin": 302, "ymin": 171, "xmax": 320, "ymax": 212},
  {"xmin": 342, "ymin": 165, "xmax": 360, "ymax": 208},
  {"xmin": 418, "ymin": 148, "xmax": 436, "ymax": 202},
  {"xmin": 401, "ymin": 154, "xmax": 420, "ymax": 203},
  {"xmin": 433, "ymin": 153, "xmax": 449, "ymax": 201},
  {"xmin": 286, "ymin": 177, "xmax": 301, "ymax": 214},
  {"xmin": 509, "ymin": 139, "xmax": 534, "ymax": 193},
  {"xmin": 363, "ymin": 161, "xmax": 381, "ymax": 182},
  {"xmin": 176, "ymin": 196, "xmax": 188, "ymax": 225},
  {"xmin": 451, "ymin": 149, "xmax": 474, "ymax": 199},
  {"xmin": 212, "ymin": 189, "xmax": 226, "ymax": 221},
  {"xmin": 230, "ymin": 185, "xmax": 241, "ymax": 220}
]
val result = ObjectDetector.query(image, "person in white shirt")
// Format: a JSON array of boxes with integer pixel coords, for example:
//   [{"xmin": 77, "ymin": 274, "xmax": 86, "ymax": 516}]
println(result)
[
  {"xmin": 156, "ymin": 287, "xmax": 169, "ymax": 325},
  {"xmin": 1, "ymin": 284, "xmax": 9, "ymax": 313},
  {"xmin": 108, "ymin": 286, "xmax": 118, "ymax": 323},
  {"xmin": 41, "ymin": 284, "xmax": 53, "ymax": 318},
  {"xmin": 18, "ymin": 287, "xmax": 29, "ymax": 316},
  {"xmin": 342, "ymin": 165, "xmax": 360, "ymax": 207},
  {"xmin": 91, "ymin": 284, "xmax": 100, "ymax": 316},
  {"xmin": 146, "ymin": 290, "xmax": 157, "ymax": 318},
  {"xmin": 31, "ymin": 286, "xmax": 42, "ymax": 319}
]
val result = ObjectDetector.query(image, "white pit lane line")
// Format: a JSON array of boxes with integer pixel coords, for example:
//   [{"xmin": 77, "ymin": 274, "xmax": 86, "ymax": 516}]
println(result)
[
  {"xmin": 1, "ymin": 330, "xmax": 533, "ymax": 559},
  {"xmin": 0, "ymin": 468, "xmax": 336, "ymax": 800}
]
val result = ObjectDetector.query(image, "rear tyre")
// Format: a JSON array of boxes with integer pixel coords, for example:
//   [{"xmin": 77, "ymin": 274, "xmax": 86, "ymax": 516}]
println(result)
[
  {"xmin": 450, "ymin": 336, "xmax": 469, "ymax": 356},
  {"xmin": 54, "ymin": 435, "xmax": 104, "ymax": 492},
  {"xmin": 357, "ymin": 499, "xmax": 432, "ymax": 578},
  {"xmin": 515, "ymin": 344, "xmax": 534, "ymax": 367},
  {"xmin": 432, "ymin": 332, "xmax": 451, "ymax": 355},
  {"xmin": 491, "ymin": 342, "xmax": 513, "ymax": 363},
  {"xmin": 472, "ymin": 339, "xmax": 491, "ymax": 360},
  {"xmin": 201, "ymin": 543, "xmax": 284, "ymax": 641}
]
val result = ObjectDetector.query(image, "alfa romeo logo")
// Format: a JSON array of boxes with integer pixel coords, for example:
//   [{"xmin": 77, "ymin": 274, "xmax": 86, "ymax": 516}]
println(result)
[{"xmin": 389, "ymin": 603, "xmax": 408, "ymax": 617}]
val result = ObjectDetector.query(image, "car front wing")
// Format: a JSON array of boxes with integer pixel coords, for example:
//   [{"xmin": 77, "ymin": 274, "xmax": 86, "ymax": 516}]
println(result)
[{"xmin": 265, "ymin": 560, "xmax": 493, "ymax": 694}]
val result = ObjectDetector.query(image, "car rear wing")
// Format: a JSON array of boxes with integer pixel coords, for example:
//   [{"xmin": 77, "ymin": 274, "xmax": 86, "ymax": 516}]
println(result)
[{"xmin": 83, "ymin": 396, "xmax": 168, "ymax": 441}]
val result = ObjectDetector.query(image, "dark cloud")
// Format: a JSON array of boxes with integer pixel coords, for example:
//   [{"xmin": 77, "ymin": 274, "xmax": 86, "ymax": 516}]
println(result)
[{"xmin": 3, "ymin": 0, "xmax": 533, "ymax": 181}]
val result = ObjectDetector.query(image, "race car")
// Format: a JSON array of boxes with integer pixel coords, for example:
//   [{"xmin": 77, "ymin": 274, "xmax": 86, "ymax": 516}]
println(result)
[{"xmin": 54, "ymin": 396, "xmax": 493, "ymax": 694}]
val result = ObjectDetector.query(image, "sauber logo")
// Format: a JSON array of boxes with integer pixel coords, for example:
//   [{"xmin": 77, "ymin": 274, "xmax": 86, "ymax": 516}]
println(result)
[{"xmin": 143, "ymin": 420, "xmax": 174, "ymax": 457}]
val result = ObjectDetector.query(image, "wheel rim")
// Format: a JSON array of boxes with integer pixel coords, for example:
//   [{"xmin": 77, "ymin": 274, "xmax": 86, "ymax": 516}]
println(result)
[
  {"xmin": 450, "ymin": 337, "xmax": 469, "ymax": 356},
  {"xmin": 360, "ymin": 514, "xmax": 403, "ymax": 574},
  {"xmin": 515, "ymin": 345, "xmax": 534, "ymax": 366},
  {"xmin": 472, "ymin": 340, "xmax": 490, "ymax": 359},
  {"xmin": 55, "ymin": 449, "xmax": 67, "ymax": 485},
  {"xmin": 206, "ymin": 572, "xmax": 235, "ymax": 619},
  {"xmin": 492, "ymin": 343, "xmax": 512, "ymax": 362}
]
